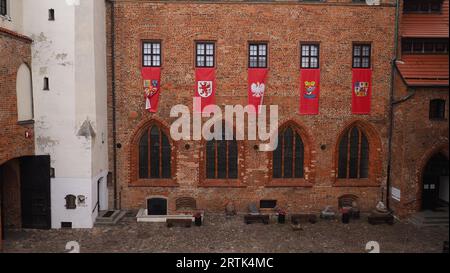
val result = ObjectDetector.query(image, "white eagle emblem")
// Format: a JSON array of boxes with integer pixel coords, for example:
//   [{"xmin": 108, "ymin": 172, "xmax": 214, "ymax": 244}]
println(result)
[
  {"xmin": 251, "ymin": 82, "xmax": 265, "ymax": 97},
  {"xmin": 197, "ymin": 81, "xmax": 213, "ymax": 98}
]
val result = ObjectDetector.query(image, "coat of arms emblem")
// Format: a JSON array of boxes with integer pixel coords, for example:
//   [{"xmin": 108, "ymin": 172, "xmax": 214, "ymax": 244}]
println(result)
[
  {"xmin": 197, "ymin": 81, "xmax": 213, "ymax": 98},
  {"xmin": 144, "ymin": 79, "xmax": 159, "ymax": 97},
  {"xmin": 304, "ymin": 81, "xmax": 317, "ymax": 99},
  {"xmin": 354, "ymin": 82, "xmax": 369, "ymax": 97},
  {"xmin": 251, "ymin": 82, "xmax": 265, "ymax": 97}
]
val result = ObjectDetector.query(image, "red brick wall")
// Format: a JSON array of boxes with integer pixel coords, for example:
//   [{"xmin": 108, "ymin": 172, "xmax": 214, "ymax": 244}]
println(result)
[
  {"xmin": 0, "ymin": 30, "xmax": 34, "ymax": 249},
  {"xmin": 390, "ymin": 71, "xmax": 449, "ymax": 218},
  {"xmin": 107, "ymin": 1, "xmax": 397, "ymax": 214},
  {"xmin": 0, "ymin": 32, "xmax": 35, "ymax": 166}
]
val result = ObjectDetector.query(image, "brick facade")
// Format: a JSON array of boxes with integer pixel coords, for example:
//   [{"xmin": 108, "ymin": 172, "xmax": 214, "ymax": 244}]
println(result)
[
  {"xmin": 0, "ymin": 29, "xmax": 35, "ymax": 249},
  {"xmin": 107, "ymin": 0, "xmax": 397, "ymax": 215},
  {"xmin": 390, "ymin": 71, "xmax": 449, "ymax": 218}
]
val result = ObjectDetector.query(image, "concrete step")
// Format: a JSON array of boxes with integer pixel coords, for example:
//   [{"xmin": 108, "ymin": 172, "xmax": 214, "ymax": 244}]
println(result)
[
  {"xmin": 409, "ymin": 210, "xmax": 449, "ymax": 227},
  {"xmin": 95, "ymin": 210, "xmax": 127, "ymax": 226}
]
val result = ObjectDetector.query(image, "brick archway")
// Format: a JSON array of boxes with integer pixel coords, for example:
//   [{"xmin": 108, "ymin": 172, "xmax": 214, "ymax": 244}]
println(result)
[{"xmin": 415, "ymin": 143, "xmax": 449, "ymax": 212}]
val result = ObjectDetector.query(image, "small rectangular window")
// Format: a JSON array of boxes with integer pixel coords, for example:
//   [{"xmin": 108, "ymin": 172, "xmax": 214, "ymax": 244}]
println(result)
[
  {"xmin": 249, "ymin": 43, "xmax": 268, "ymax": 68},
  {"xmin": 429, "ymin": 99, "xmax": 446, "ymax": 120},
  {"xmin": 196, "ymin": 42, "xmax": 215, "ymax": 68},
  {"xmin": 0, "ymin": 0, "xmax": 7, "ymax": 16},
  {"xmin": 353, "ymin": 44, "xmax": 371, "ymax": 68},
  {"xmin": 402, "ymin": 38, "xmax": 449, "ymax": 54},
  {"xmin": 43, "ymin": 77, "xmax": 49, "ymax": 90},
  {"xmin": 301, "ymin": 44, "xmax": 320, "ymax": 69},
  {"xmin": 142, "ymin": 41, "xmax": 161, "ymax": 67},
  {"xmin": 48, "ymin": 9, "xmax": 55, "ymax": 21}
]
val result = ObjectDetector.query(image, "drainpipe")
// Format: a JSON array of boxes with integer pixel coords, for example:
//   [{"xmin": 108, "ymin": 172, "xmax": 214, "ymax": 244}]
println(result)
[
  {"xmin": 386, "ymin": 0, "xmax": 400, "ymax": 210},
  {"xmin": 107, "ymin": 0, "xmax": 118, "ymax": 210}
]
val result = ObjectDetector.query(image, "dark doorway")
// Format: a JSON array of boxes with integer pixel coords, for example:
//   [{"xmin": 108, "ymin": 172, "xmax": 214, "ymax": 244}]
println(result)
[
  {"xmin": 422, "ymin": 153, "xmax": 449, "ymax": 211},
  {"xmin": 20, "ymin": 156, "xmax": 51, "ymax": 229},
  {"xmin": 147, "ymin": 198, "xmax": 167, "ymax": 215}
]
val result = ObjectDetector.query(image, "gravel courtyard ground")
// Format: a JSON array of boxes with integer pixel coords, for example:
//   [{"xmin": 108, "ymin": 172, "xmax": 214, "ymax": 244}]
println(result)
[{"xmin": 2, "ymin": 213, "xmax": 448, "ymax": 253}]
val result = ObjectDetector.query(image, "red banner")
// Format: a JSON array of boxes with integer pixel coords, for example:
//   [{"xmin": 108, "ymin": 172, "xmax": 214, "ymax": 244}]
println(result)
[
  {"xmin": 194, "ymin": 68, "xmax": 216, "ymax": 113},
  {"xmin": 299, "ymin": 69, "xmax": 320, "ymax": 115},
  {"xmin": 141, "ymin": 67, "xmax": 161, "ymax": 113},
  {"xmin": 352, "ymin": 69, "xmax": 372, "ymax": 114},
  {"xmin": 248, "ymin": 68, "xmax": 269, "ymax": 113}
]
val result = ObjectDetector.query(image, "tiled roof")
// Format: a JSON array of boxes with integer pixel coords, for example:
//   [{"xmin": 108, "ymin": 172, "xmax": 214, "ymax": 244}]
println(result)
[
  {"xmin": 401, "ymin": 0, "xmax": 449, "ymax": 38},
  {"xmin": 396, "ymin": 55, "xmax": 449, "ymax": 87}
]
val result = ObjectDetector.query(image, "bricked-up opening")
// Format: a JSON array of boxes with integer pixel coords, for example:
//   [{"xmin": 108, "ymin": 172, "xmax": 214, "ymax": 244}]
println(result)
[
  {"xmin": 206, "ymin": 123, "xmax": 238, "ymax": 179},
  {"xmin": 147, "ymin": 198, "xmax": 167, "ymax": 215},
  {"xmin": 260, "ymin": 200, "xmax": 277, "ymax": 209},
  {"xmin": 138, "ymin": 125, "xmax": 171, "ymax": 179},
  {"xmin": 175, "ymin": 197, "xmax": 197, "ymax": 211},
  {"xmin": 338, "ymin": 126, "xmax": 369, "ymax": 179},
  {"xmin": 48, "ymin": 9, "xmax": 55, "ymax": 21},
  {"xmin": 273, "ymin": 127, "xmax": 304, "ymax": 179}
]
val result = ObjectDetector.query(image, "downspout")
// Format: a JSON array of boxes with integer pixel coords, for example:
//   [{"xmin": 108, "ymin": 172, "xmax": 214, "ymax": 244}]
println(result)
[
  {"xmin": 107, "ymin": 0, "xmax": 118, "ymax": 210},
  {"xmin": 386, "ymin": 0, "xmax": 400, "ymax": 210}
]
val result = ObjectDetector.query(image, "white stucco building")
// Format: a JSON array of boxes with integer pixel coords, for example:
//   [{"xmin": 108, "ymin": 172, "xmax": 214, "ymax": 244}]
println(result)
[{"xmin": 1, "ymin": 0, "xmax": 109, "ymax": 229}]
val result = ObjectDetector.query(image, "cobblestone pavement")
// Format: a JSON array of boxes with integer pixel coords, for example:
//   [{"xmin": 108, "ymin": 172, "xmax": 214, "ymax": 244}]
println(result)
[{"xmin": 2, "ymin": 213, "xmax": 448, "ymax": 253}]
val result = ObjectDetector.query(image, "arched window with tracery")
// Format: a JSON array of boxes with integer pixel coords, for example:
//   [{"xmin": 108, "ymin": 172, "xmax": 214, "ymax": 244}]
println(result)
[
  {"xmin": 205, "ymin": 123, "xmax": 238, "ymax": 180},
  {"xmin": 138, "ymin": 125, "xmax": 171, "ymax": 179},
  {"xmin": 273, "ymin": 126, "xmax": 304, "ymax": 179},
  {"xmin": 337, "ymin": 126, "xmax": 369, "ymax": 179}
]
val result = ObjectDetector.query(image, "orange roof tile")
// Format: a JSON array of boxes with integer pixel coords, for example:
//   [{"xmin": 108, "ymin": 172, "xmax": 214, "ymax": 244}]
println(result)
[
  {"xmin": 401, "ymin": 0, "xmax": 449, "ymax": 38},
  {"xmin": 396, "ymin": 55, "xmax": 449, "ymax": 86}
]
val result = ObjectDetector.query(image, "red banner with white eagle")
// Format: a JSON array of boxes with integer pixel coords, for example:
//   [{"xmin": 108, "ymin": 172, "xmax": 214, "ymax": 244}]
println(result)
[
  {"xmin": 299, "ymin": 69, "xmax": 320, "ymax": 115},
  {"xmin": 194, "ymin": 68, "xmax": 216, "ymax": 113},
  {"xmin": 141, "ymin": 67, "xmax": 161, "ymax": 113},
  {"xmin": 352, "ymin": 69, "xmax": 372, "ymax": 114},
  {"xmin": 248, "ymin": 68, "xmax": 268, "ymax": 113}
]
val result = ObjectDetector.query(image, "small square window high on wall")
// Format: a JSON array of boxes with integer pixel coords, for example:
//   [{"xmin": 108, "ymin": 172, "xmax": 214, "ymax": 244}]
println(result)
[
  {"xmin": 0, "ymin": 0, "xmax": 7, "ymax": 16},
  {"xmin": 353, "ymin": 44, "xmax": 371, "ymax": 68},
  {"xmin": 429, "ymin": 99, "xmax": 446, "ymax": 120}
]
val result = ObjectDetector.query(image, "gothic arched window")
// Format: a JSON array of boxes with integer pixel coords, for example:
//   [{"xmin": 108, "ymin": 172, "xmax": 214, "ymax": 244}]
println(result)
[
  {"xmin": 138, "ymin": 125, "xmax": 171, "ymax": 179},
  {"xmin": 338, "ymin": 126, "xmax": 369, "ymax": 179},
  {"xmin": 273, "ymin": 127, "xmax": 304, "ymax": 179},
  {"xmin": 205, "ymin": 124, "xmax": 238, "ymax": 179}
]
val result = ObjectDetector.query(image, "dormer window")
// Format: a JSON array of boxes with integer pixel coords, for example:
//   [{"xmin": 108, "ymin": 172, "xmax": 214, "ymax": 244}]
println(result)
[
  {"xmin": 404, "ymin": 0, "xmax": 443, "ymax": 13},
  {"xmin": 402, "ymin": 39, "xmax": 449, "ymax": 54}
]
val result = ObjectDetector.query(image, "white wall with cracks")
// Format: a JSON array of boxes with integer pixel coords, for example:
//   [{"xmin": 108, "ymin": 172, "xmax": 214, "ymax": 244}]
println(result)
[{"xmin": 20, "ymin": 0, "xmax": 108, "ymax": 229}]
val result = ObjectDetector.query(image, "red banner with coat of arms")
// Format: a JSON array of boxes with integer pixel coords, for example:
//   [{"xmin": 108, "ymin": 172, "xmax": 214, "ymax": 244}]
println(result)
[
  {"xmin": 299, "ymin": 69, "xmax": 320, "ymax": 115},
  {"xmin": 248, "ymin": 68, "xmax": 269, "ymax": 113},
  {"xmin": 141, "ymin": 67, "xmax": 161, "ymax": 113},
  {"xmin": 194, "ymin": 68, "xmax": 216, "ymax": 113},
  {"xmin": 352, "ymin": 69, "xmax": 372, "ymax": 114}
]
